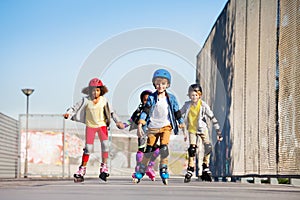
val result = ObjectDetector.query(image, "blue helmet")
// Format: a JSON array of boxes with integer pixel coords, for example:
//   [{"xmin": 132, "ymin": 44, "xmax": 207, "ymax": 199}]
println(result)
[{"xmin": 152, "ymin": 69, "xmax": 171, "ymax": 84}]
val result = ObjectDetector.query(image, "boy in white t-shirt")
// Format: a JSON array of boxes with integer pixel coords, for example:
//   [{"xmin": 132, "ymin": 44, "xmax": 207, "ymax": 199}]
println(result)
[{"xmin": 132, "ymin": 69, "xmax": 184, "ymax": 185}]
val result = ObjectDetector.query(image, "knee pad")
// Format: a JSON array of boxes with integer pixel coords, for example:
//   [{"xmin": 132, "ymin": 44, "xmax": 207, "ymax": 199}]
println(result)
[
  {"xmin": 136, "ymin": 151, "xmax": 144, "ymax": 162},
  {"xmin": 204, "ymin": 143, "xmax": 212, "ymax": 156},
  {"xmin": 101, "ymin": 140, "xmax": 110, "ymax": 152},
  {"xmin": 152, "ymin": 147, "xmax": 160, "ymax": 158},
  {"xmin": 159, "ymin": 145, "xmax": 169, "ymax": 159},
  {"xmin": 144, "ymin": 145, "xmax": 153, "ymax": 158},
  {"xmin": 188, "ymin": 145, "xmax": 197, "ymax": 157},
  {"xmin": 84, "ymin": 144, "xmax": 94, "ymax": 155}
]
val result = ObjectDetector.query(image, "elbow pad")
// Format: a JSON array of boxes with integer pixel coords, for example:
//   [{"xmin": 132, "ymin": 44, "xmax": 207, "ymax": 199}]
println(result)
[
  {"xmin": 174, "ymin": 110, "xmax": 182, "ymax": 120},
  {"xmin": 143, "ymin": 106, "xmax": 151, "ymax": 115}
]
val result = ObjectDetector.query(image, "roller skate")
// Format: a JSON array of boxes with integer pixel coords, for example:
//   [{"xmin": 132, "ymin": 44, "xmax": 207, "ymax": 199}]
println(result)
[
  {"xmin": 200, "ymin": 163, "xmax": 212, "ymax": 182},
  {"xmin": 145, "ymin": 161, "xmax": 156, "ymax": 181},
  {"xmin": 132, "ymin": 164, "xmax": 145, "ymax": 184},
  {"xmin": 159, "ymin": 164, "xmax": 169, "ymax": 185},
  {"xmin": 184, "ymin": 166, "xmax": 194, "ymax": 183},
  {"xmin": 74, "ymin": 166, "xmax": 86, "ymax": 183},
  {"xmin": 132, "ymin": 151, "xmax": 144, "ymax": 183},
  {"xmin": 99, "ymin": 163, "xmax": 109, "ymax": 182}
]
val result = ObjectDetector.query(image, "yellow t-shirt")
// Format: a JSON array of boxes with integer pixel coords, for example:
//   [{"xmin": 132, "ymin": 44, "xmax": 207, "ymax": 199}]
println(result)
[
  {"xmin": 85, "ymin": 97, "xmax": 106, "ymax": 128},
  {"xmin": 187, "ymin": 100, "xmax": 202, "ymax": 134}
]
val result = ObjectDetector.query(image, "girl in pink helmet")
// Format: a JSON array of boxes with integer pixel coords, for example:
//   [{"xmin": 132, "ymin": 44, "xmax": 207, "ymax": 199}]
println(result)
[{"xmin": 63, "ymin": 78, "xmax": 124, "ymax": 182}]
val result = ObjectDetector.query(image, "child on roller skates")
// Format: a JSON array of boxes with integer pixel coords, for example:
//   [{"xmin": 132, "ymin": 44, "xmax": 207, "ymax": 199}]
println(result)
[
  {"xmin": 133, "ymin": 69, "xmax": 185, "ymax": 185},
  {"xmin": 123, "ymin": 90, "xmax": 160, "ymax": 182},
  {"xmin": 63, "ymin": 78, "xmax": 125, "ymax": 182},
  {"xmin": 180, "ymin": 84, "xmax": 223, "ymax": 182}
]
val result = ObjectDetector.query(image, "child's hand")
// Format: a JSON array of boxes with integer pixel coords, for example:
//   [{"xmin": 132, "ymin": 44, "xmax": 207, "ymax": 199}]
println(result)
[
  {"xmin": 184, "ymin": 134, "xmax": 188, "ymax": 142},
  {"xmin": 116, "ymin": 122, "xmax": 125, "ymax": 129},
  {"xmin": 180, "ymin": 124, "xmax": 187, "ymax": 142},
  {"xmin": 123, "ymin": 122, "xmax": 129, "ymax": 128},
  {"xmin": 63, "ymin": 113, "xmax": 69, "ymax": 119},
  {"xmin": 178, "ymin": 123, "xmax": 185, "ymax": 129},
  {"xmin": 137, "ymin": 124, "xmax": 143, "ymax": 138},
  {"xmin": 216, "ymin": 130, "xmax": 223, "ymax": 142}
]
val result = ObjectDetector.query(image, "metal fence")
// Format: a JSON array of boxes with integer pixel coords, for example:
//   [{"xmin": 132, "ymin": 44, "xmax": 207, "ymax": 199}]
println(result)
[
  {"xmin": 0, "ymin": 113, "xmax": 19, "ymax": 178},
  {"xmin": 18, "ymin": 114, "xmax": 188, "ymax": 178},
  {"xmin": 197, "ymin": 0, "xmax": 299, "ymax": 177}
]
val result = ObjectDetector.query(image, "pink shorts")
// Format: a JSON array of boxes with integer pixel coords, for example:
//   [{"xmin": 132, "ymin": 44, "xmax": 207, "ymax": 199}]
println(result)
[{"xmin": 85, "ymin": 126, "xmax": 108, "ymax": 144}]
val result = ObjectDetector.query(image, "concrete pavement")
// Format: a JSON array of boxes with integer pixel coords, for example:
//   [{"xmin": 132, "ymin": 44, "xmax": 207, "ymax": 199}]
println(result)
[{"xmin": 0, "ymin": 177, "xmax": 299, "ymax": 200}]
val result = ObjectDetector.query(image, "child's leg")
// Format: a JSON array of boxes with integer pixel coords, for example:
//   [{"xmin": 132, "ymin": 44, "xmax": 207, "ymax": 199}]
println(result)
[
  {"xmin": 158, "ymin": 125, "xmax": 172, "ymax": 182},
  {"xmin": 98, "ymin": 126, "xmax": 109, "ymax": 163},
  {"xmin": 199, "ymin": 129, "xmax": 212, "ymax": 181},
  {"xmin": 98, "ymin": 126, "xmax": 109, "ymax": 181},
  {"xmin": 199, "ymin": 129, "xmax": 212, "ymax": 166},
  {"xmin": 145, "ymin": 144, "xmax": 160, "ymax": 181},
  {"xmin": 82, "ymin": 126, "xmax": 97, "ymax": 166},
  {"xmin": 159, "ymin": 125, "xmax": 172, "ymax": 165},
  {"xmin": 134, "ymin": 137, "xmax": 146, "ymax": 172},
  {"xmin": 141, "ymin": 132, "xmax": 159, "ymax": 167},
  {"xmin": 149, "ymin": 144, "xmax": 160, "ymax": 165},
  {"xmin": 187, "ymin": 133, "xmax": 197, "ymax": 168},
  {"xmin": 74, "ymin": 126, "xmax": 96, "ymax": 180},
  {"xmin": 135, "ymin": 130, "xmax": 159, "ymax": 179},
  {"xmin": 184, "ymin": 133, "xmax": 197, "ymax": 182}
]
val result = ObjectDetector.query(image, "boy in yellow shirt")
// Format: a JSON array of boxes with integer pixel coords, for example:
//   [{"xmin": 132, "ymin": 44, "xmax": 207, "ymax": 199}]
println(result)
[{"xmin": 180, "ymin": 84, "xmax": 222, "ymax": 182}]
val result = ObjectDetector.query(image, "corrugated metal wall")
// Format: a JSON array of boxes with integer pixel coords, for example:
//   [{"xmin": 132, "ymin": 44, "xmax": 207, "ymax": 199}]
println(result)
[
  {"xmin": 197, "ymin": 0, "xmax": 299, "ymax": 177},
  {"xmin": 0, "ymin": 113, "xmax": 19, "ymax": 178},
  {"xmin": 278, "ymin": 0, "xmax": 300, "ymax": 175}
]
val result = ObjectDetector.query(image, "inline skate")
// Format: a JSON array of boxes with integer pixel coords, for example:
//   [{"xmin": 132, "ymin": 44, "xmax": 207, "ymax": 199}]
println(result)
[
  {"xmin": 145, "ymin": 161, "xmax": 156, "ymax": 181},
  {"xmin": 200, "ymin": 163, "xmax": 212, "ymax": 182},
  {"xmin": 132, "ymin": 164, "xmax": 145, "ymax": 184},
  {"xmin": 184, "ymin": 166, "xmax": 194, "ymax": 183},
  {"xmin": 74, "ymin": 166, "xmax": 86, "ymax": 183},
  {"xmin": 159, "ymin": 164, "xmax": 169, "ymax": 185},
  {"xmin": 99, "ymin": 163, "xmax": 109, "ymax": 182}
]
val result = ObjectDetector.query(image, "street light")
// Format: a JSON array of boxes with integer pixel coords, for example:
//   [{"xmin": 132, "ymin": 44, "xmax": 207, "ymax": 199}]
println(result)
[{"xmin": 22, "ymin": 88, "xmax": 34, "ymax": 178}]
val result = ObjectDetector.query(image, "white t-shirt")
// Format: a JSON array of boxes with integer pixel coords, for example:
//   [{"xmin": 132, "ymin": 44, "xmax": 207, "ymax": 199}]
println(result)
[{"xmin": 148, "ymin": 96, "xmax": 170, "ymax": 128}]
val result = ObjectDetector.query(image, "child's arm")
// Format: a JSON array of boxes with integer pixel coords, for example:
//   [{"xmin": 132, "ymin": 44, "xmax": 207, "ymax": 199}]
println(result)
[
  {"xmin": 63, "ymin": 97, "xmax": 85, "ymax": 119},
  {"xmin": 171, "ymin": 96, "xmax": 184, "ymax": 126},
  {"xmin": 107, "ymin": 102, "xmax": 125, "ymax": 129},
  {"xmin": 203, "ymin": 102, "xmax": 222, "ymax": 141},
  {"xmin": 179, "ymin": 102, "xmax": 188, "ymax": 118}
]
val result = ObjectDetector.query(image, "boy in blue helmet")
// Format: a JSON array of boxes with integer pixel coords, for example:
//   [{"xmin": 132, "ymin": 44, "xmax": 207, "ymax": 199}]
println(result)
[{"xmin": 132, "ymin": 69, "xmax": 184, "ymax": 185}]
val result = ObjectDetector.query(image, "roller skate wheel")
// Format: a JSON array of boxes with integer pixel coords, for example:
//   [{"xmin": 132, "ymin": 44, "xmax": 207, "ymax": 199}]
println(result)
[
  {"xmin": 132, "ymin": 178, "xmax": 140, "ymax": 184},
  {"xmin": 99, "ymin": 172, "xmax": 109, "ymax": 182},
  {"xmin": 74, "ymin": 177, "xmax": 84, "ymax": 183},
  {"xmin": 184, "ymin": 177, "xmax": 191, "ymax": 183},
  {"xmin": 162, "ymin": 179, "xmax": 168, "ymax": 185}
]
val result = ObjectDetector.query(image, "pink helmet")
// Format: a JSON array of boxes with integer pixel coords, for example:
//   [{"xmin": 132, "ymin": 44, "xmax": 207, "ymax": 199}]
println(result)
[{"xmin": 89, "ymin": 78, "xmax": 103, "ymax": 87}]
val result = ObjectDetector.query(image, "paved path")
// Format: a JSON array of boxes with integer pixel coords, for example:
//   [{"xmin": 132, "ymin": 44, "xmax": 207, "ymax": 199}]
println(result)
[{"xmin": 0, "ymin": 177, "xmax": 299, "ymax": 200}]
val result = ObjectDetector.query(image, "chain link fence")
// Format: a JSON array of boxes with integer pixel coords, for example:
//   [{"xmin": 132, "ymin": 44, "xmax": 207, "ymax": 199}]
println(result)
[{"xmin": 18, "ymin": 114, "xmax": 188, "ymax": 178}]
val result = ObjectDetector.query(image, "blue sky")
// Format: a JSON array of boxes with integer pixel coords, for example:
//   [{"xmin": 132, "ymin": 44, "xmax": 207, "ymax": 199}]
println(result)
[{"xmin": 0, "ymin": 0, "xmax": 227, "ymax": 119}]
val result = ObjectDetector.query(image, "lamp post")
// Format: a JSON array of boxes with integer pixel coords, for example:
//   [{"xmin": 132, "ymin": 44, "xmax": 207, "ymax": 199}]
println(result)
[{"xmin": 22, "ymin": 88, "xmax": 34, "ymax": 178}]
